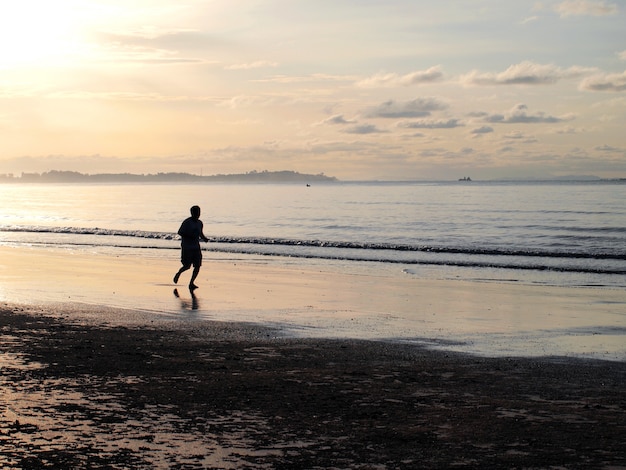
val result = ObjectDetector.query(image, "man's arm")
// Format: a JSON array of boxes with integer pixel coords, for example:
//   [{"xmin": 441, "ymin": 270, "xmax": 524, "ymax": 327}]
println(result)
[
  {"xmin": 199, "ymin": 221, "xmax": 209, "ymax": 242},
  {"xmin": 177, "ymin": 220, "xmax": 189, "ymax": 238}
]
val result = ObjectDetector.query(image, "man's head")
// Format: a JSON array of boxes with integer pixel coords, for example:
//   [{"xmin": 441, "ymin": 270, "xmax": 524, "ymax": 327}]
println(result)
[{"xmin": 190, "ymin": 205, "xmax": 201, "ymax": 218}]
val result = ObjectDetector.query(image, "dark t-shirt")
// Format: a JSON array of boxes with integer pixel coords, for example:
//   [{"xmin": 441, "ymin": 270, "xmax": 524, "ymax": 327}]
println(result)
[{"xmin": 178, "ymin": 217, "xmax": 204, "ymax": 252}]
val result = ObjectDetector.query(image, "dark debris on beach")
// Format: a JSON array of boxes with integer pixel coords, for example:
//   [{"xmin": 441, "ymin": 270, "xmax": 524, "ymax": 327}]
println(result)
[{"xmin": 1, "ymin": 307, "xmax": 626, "ymax": 469}]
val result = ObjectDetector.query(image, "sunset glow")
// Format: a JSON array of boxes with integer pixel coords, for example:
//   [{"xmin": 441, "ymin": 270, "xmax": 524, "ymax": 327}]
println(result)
[{"xmin": 0, "ymin": 0, "xmax": 624, "ymax": 180}]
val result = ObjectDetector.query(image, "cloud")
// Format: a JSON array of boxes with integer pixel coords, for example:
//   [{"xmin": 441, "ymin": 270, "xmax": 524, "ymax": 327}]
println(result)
[
  {"xmin": 366, "ymin": 98, "xmax": 448, "ymax": 118},
  {"xmin": 320, "ymin": 114, "xmax": 356, "ymax": 125},
  {"xmin": 504, "ymin": 131, "xmax": 526, "ymax": 139},
  {"xmin": 93, "ymin": 30, "xmax": 220, "ymax": 64},
  {"xmin": 225, "ymin": 60, "xmax": 278, "ymax": 70},
  {"xmin": 466, "ymin": 111, "xmax": 489, "ymax": 118},
  {"xmin": 356, "ymin": 66, "xmax": 444, "ymax": 88},
  {"xmin": 553, "ymin": 0, "xmax": 619, "ymax": 17},
  {"xmin": 398, "ymin": 119, "xmax": 462, "ymax": 129},
  {"xmin": 307, "ymin": 140, "xmax": 381, "ymax": 155},
  {"xmin": 580, "ymin": 71, "xmax": 626, "ymax": 92},
  {"xmin": 470, "ymin": 126, "xmax": 494, "ymax": 135},
  {"xmin": 219, "ymin": 94, "xmax": 278, "ymax": 109},
  {"xmin": 520, "ymin": 15, "xmax": 540, "ymax": 24},
  {"xmin": 484, "ymin": 104, "xmax": 568, "ymax": 123},
  {"xmin": 343, "ymin": 124, "xmax": 386, "ymax": 134},
  {"xmin": 591, "ymin": 96, "xmax": 626, "ymax": 108},
  {"xmin": 461, "ymin": 61, "xmax": 596, "ymax": 86},
  {"xmin": 253, "ymin": 73, "xmax": 357, "ymax": 83},
  {"xmin": 46, "ymin": 90, "xmax": 212, "ymax": 102},
  {"xmin": 554, "ymin": 126, "xmax": 582, "ymax": 134},
  {"xmin": 619, "ymin": 50, "xmax": 626, "ymax": 60},
  {"xmin": 595, "ymin": 144, "xmax": 623, "ymax": 152},
  {"xmin": 502, "ymin": 131, "xmax": 542, "ymax": 144},
  {"xmin": 96, "ymin": 29, "xmax": 222, "ymax": 51},
  {"xmin": 0, "ymin": 84, "xmax": 38, "ymax": 99}
]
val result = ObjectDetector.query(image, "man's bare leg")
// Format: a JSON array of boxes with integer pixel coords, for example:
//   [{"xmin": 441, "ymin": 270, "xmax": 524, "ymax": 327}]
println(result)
[
  {"xmin": 189, "ymin": 266, "xmax": 200, "ymax": 290},
  {"xmin": 174, "ymin": 265, "xmax": 190, "ymax": 284}
]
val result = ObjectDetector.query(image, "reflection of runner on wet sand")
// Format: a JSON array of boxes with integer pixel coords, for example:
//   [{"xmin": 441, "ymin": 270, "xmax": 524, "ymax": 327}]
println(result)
[
  {"xmin": 173, "ymin": 205, "xmax": 209, "ymax": 291},
  {"xmin": 173, "ymin": 288, "xmax": 199, "ymax": 310}
]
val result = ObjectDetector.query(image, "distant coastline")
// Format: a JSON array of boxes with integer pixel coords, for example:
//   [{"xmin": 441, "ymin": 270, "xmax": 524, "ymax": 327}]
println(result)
[
  {"xmin": 0, "ymin": 170, "xmax": 624, "ymax": 184},
  {"xmin": 0, "ymin": 170, "xmax": 338, "ymax": 184}
]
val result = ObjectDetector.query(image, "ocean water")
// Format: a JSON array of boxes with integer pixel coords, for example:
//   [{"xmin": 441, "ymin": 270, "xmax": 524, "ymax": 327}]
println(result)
[{"xmin": 0, "ymin": 180, "xmax": 625, "ymax": 289}]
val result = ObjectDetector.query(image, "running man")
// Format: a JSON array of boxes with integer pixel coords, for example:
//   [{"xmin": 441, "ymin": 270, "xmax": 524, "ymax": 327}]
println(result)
[{"xmin": 173, "ymin": 205, "xmax": 209, "ymax": 290}]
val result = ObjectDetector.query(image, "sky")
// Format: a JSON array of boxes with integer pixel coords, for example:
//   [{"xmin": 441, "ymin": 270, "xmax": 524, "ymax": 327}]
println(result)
[{"xmin": 0, "ymin": 0, "xmax": 624, "ymax": 180}]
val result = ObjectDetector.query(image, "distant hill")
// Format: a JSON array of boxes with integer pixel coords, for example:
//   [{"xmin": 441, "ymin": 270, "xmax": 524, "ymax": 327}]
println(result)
[{"xmin": 0, "ymin": 170, "xmax": 338, "ymax": 183}]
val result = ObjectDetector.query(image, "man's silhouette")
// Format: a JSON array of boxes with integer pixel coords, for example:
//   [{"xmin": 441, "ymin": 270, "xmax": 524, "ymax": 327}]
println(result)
[{"xmin": 174, "ymin": 205, "xmax": 209, "ymax": 290}]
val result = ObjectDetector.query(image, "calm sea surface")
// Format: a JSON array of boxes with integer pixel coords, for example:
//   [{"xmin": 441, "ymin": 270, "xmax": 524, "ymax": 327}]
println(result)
[{"xmin": 1, "ymin": 181, "xmax": 625, "ymax": 288}]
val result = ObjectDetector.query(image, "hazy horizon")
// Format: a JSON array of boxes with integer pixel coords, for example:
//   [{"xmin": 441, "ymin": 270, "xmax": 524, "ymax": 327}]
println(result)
[
  {"xmin": 0, "ymin": 1, "xmax": 624, "ymax": 181},
  {"xmin": 2, "ymin": 168, "xmax": 622, "ymax": 183}
]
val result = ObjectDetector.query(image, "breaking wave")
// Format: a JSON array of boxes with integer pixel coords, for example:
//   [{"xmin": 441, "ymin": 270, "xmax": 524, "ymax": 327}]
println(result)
[{"xmin": 2, "ymin": 225, "xmax": 625, "ymax": 277}]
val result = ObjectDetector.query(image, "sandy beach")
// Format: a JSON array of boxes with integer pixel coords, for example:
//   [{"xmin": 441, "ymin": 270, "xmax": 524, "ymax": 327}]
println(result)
[
  {"xmin": 1, "ymin": 245, "xmax": 626, "ymax": 468},
  {"xmin": 1, "ymin": 245, "xmax": 625, "ymax": 360}
]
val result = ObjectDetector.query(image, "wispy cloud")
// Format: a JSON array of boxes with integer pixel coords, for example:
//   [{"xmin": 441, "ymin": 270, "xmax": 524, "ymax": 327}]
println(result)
[
  {"xmin": 595, "ymin": 144, "xmax": 624, "ymax": 152},
  {"xmin": 554, "ymin": 126, "xmax": 583, "ymax": 134},
  {"xmin": 225, "ymin": 60, "xmax": 278, "ymax": 70},
  {"xmin": 92, "ymin": 29, "xmax": 219, "ymax": 64},
  {"xmin": 344, "ymin": 124, "xmax": 386, "ymax": 134},
  {"xmin": 46, "ymin": 90, "xmax": 221, "ymax": 103},
  {"xmin": 356, "ymin": 66, "xmax": 444, "ymax": 88},
  {"xmin": 253, "ymin": 74, "xmax": 356, "ymax": 84},
  {"xmin": 470, "ymin": 126, "xmax": 494, "ymax": 135},
  {"xmin": 580, "ymin": 71, "xmax": 626, "ymax": 92},
  {"xmin": 366, "ymin": 98, "xmax": 447, "ymax": 119},
  {"xmin": 484, "ymin": 104, "xmax": 570, "ymax": 124},
  {"xmin": 398, "ymin": 119, "xmax": 462, "ymax": 129},
  {"xmin": 553, "ymin": 0, "xmax": 619, "ymax": 17},
  {"xmin": 461, "ymin": 61, "xmax": 595, "ymax": 86},
  {"xmin": 319, "ymin": 115, "xmax": 357, "ymax": 125},
  {"xmin": 520, "ymin": 15, "xmax": 540, "ymax": 24}
]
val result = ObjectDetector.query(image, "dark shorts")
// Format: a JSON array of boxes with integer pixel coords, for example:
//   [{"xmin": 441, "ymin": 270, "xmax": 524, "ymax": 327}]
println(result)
[{"xmin": 181, "ymin": 248, "xmax": 202, "ymax": 268}]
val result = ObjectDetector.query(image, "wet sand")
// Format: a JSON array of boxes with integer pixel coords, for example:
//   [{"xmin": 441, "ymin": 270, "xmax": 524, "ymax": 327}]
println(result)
[
  {"xmin": 1, "ymin": 245, "xmax": 625, "ymax": 360},
  {"xmin": 1, "ymin": 304, "xmax": 626, "ymax": 469},
  {"xmin": 1, "ymin": 245, "xmax": 626, "ymax": 467}
]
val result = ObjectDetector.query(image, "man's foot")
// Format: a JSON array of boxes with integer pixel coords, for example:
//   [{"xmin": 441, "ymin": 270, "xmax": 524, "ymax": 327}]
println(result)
[
  {"xmin": 173, "ymin": 272, "xmax": 181, "ymax": 284},
  {"xmin": 189, "ymin": 283, "xmax": 199, "ymax": 291}
]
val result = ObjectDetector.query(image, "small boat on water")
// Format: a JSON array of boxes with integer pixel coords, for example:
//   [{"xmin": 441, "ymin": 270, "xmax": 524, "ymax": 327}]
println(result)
[{"xmin": 458, "ymin": 176, "xmax": 472, "ymax": 181}]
